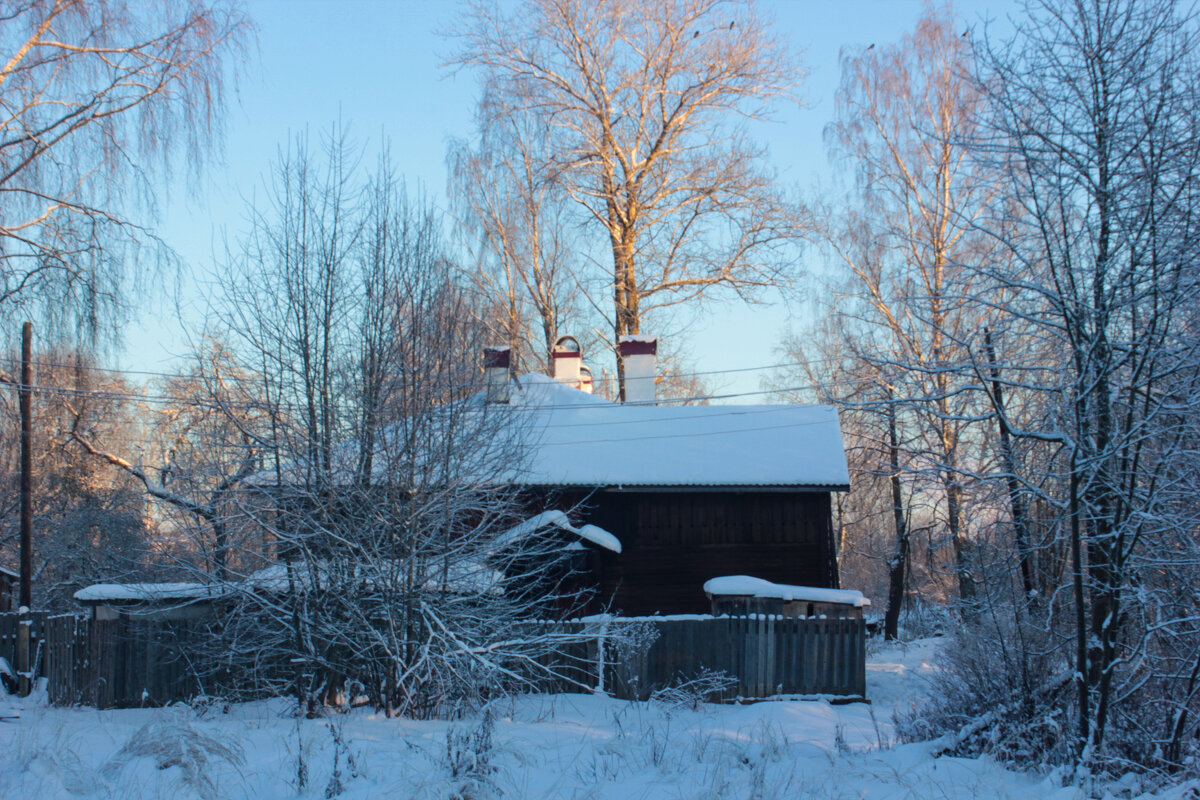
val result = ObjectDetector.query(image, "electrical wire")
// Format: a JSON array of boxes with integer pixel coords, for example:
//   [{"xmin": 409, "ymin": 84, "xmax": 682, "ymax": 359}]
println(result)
[
  {"xmin": 0, "ymin": 353, "xmax": 839, "ymax": 388},
  {"xmin": 0, "ymin": 375, "xmax": 841, "ymax": 415}
]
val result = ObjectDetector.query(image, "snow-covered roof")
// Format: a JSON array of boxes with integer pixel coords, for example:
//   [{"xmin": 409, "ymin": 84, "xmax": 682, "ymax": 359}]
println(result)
[
  {"xmin": 703, "ymin": 575, "xmax": 871, "ymax": 608},
  {"xmin": 506, "ymin": 374, "xmax": 850, "ymax": 489},
  {"xmin": 246, "ymin": 373, "xmax": 850, "ymax": 492},
  {"xmin": 76, "ymin": 558, "xmax": 513, "ymax": 606},
  {"xmin": 74, "ymin": 582, "xmax": 223, "ymax": 603}
]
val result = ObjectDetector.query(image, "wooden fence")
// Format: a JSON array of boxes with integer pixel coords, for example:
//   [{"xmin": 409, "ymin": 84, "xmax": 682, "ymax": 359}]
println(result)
[
  {"xmin": 42, "ymin": 614, "xmax": 211, "ymax": 708},
  {"xmin": 2, "ymin": 611, "xmax": 865, "ymax": 708},
  {"xmin": 0, "ymin": 610, "xmax": 47, "ymax": 680},
  {"xmin": 588, "ymin": 615, "xmax": 864, "ymax": 701},
  {"xmin": 531, "ymin": 615, "xmax": 865, "ymax": 701}
]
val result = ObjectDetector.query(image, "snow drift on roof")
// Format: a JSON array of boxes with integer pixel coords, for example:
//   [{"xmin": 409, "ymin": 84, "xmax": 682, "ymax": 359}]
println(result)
[
  {"xmin": 576, "ymin": 524, "xmax": 620, "ymax": 553},
  {"xmin": 703, "ymin": 575, "xmax": 870, "ymax": 608},
  {"xmin": 495, "ymin": 509, "xmax": 622, "ymax": 553}
]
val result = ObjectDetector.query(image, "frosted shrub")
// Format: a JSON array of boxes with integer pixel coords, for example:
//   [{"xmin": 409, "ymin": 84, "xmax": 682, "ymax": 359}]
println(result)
[
  {"xmin": 101, "ymin": 715, "xmax": 245, "ymax": 800},
  {"xmin": 649, "ymin": 668, "xmax": 737, "ymax": 712},
  {"xmin": 444, "ymin": 708, "xmax": 498, "ymax": 800},
  {"xmin": 896, "ymin": 614, "xmax": 1074, "ymax": 767}
]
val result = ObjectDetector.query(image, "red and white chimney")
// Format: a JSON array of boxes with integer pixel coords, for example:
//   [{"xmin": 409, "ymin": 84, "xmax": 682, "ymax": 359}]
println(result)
[
  {"xmin": 483, "ymin": 346, "xmax": 511, "ymax": 404},
  {"xmin": 578, "ymin": 365, "xmax": 594, "ymax": 394},
  {"xmin": 619, "ymin": 335, "xmax": 657, "ymax": 404},
  {"xmin": 552, "ymin": 335, "xmax": 582, "ymax": 388}
]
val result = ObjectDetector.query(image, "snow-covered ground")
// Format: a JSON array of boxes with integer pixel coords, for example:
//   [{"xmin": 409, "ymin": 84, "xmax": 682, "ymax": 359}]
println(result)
[{"xmin": 0, "ymin": 637, "xmax": 1192, "ymax": 799}]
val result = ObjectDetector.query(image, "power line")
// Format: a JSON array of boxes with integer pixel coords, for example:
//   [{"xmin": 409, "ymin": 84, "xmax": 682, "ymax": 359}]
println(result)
[
  {"xmin": 0, "ymin": 352, "xmax": 847, "ymax": 413},
  {"xmin": 0, "ymin": 353, "xmax": 840, "ymax": 388},
  {"xmin": 511, "ymin": 402, "xmax": 821, "ymax": 430},
  {"xmin": 530, "ymin": 416, "xmax": 840, "ymax": 447},
  {"xmin": 0, "ymin": 375, "xmax": 846, "ymax": 421},
  {"xmin": 0, "ymin": 357, "xmax": 201, "ymax": 381}
]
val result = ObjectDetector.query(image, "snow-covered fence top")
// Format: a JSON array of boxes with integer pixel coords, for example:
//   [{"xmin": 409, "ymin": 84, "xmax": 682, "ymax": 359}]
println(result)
[{"xmin": 74, "ymin": 583, "xmax": 223, "ymax": 603}]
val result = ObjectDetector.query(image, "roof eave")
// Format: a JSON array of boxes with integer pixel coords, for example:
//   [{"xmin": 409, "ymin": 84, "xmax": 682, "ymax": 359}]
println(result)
[{"xmin": 518, "ymin": 482, "xmax": 851, "ymax": 493}]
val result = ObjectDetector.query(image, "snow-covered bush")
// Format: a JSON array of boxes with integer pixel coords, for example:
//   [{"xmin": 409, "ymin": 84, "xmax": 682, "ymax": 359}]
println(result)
[
  {"xmin": 650, "ymin": 668, "xmax": 738, "ymax": 713},
  {"xmin": 896, "ymin": 613, "xmax": 1075, "ymax": 767},
  {"xmin": 444, "ymin": 708, "xmax": 498, "ymax": 800},
  {"xmin": 100, "ymin": 715, "xmax": 245, "ymax": 800},
  {"xmin": 177, "ymin": 143, "xmax": 620, "ymax": 719},
  {"xmin": 898, "ymin": 591, "xmax": 1200, "ymax": 786}
]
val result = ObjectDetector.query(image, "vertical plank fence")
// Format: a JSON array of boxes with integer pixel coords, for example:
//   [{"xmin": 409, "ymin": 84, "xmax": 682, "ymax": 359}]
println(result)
[
  {"xmin": 573, "ymin": 614, "xmax": 866, "ymax": 701},
  {"xmin": 39, "ymin": 613, "xmax": 208, "ymax": 708},
  {"xmin": 45, "ymin": 614, "xmax": 90, "ymax": 705},
  {"xmin": 0, "ymin": 610, "xmax": 47, "ymax": 676},
  {"xmin": 7, "ymin": 611, "xmax": 865, "ymax": 707}
]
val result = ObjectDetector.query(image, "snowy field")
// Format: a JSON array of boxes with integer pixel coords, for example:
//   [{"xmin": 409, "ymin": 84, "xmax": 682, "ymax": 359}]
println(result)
[{"xmin": 0, "ymin": 638, "xmax": 1194, "ymax": 799}]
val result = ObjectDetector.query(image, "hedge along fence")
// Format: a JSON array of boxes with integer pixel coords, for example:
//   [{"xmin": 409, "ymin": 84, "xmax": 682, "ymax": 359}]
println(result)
[{"xmin": 4, "ymin": 611, "xmax": 866, "ymax": 708}]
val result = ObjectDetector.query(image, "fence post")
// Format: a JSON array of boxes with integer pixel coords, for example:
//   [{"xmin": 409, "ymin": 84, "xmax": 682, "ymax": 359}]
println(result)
[{"xmin": 16, "ymin": 607, "xmax": 29, "ymax": 696}]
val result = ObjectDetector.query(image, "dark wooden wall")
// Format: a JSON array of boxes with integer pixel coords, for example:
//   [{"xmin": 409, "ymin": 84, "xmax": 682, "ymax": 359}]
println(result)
[{"xmin": 547, "ymin": 489, "xmax": 837, "ymax": 616}]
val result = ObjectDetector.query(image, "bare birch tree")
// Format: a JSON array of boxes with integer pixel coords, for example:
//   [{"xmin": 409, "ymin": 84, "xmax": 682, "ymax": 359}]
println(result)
[
  {"xmin": 0, "ymin": 350, "xmax": 157, "ymax": 609},
  {"xmin": 451, "ymin": 0, "xmax": 804, "ymax": 396},
  {"xmin": 448, "ymin": 94, "xmax": 581, "ymax": 373},
  {"xmin": 909, "ymin": 0, "xmax": 1200, "ymax": 777},
  {"xmin": 0, "ymin": 0, "xmax": 250, "ymax": 340},
  {"xmin": 775, "ymin": 319, "xmax": 949, "ymax": 640},
  {"xmin": 795, "ymin": 6, "xmax": 1002, "ymax": 617},
  {"xmin": 66, "ymin": 340, "xmax": 271, "ymax": 583}
]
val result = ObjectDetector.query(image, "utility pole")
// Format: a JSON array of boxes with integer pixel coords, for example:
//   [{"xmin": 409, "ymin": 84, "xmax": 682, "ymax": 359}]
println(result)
[
  {"xmin": 17, "ymin": 322, "xmax": 32, "ymax": 696},
  {"xmin": 19, "ymin": 321, "xmax": 32, "ymax": 608}
]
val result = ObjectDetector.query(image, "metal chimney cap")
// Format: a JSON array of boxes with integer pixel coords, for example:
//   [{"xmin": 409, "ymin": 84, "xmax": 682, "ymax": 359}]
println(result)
[{"xmin": 553, "ymin": 335, "xmax": 582, "ymax": 355}]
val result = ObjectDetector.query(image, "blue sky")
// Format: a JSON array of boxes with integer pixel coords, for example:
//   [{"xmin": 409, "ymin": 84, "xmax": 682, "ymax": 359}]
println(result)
[{"xmin": 139, "ymin": 0, "xmax": 1016, "ymax": 398}]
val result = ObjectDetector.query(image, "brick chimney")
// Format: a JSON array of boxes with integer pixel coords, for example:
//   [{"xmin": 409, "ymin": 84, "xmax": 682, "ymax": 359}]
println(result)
[
  {"xmin": 552, "ymin": 335, "xmax": 582, "ymax": 388},
  {"xmin": 618, "ymin": 335, "xmax": 657, "ymax": 404},
  {"xmin": 483, "ymin": 346, "xmax": 511, "ymax": 404}
]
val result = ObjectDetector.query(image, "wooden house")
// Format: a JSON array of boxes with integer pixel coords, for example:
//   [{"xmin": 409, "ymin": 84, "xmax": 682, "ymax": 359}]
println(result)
[
  {"xmin": 492, "ymin": 337, "xmax": 851, "ymax": 616},
  {"xmin": 110, "ymin": 337, "xmax": 852, "ymax": 622}
]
